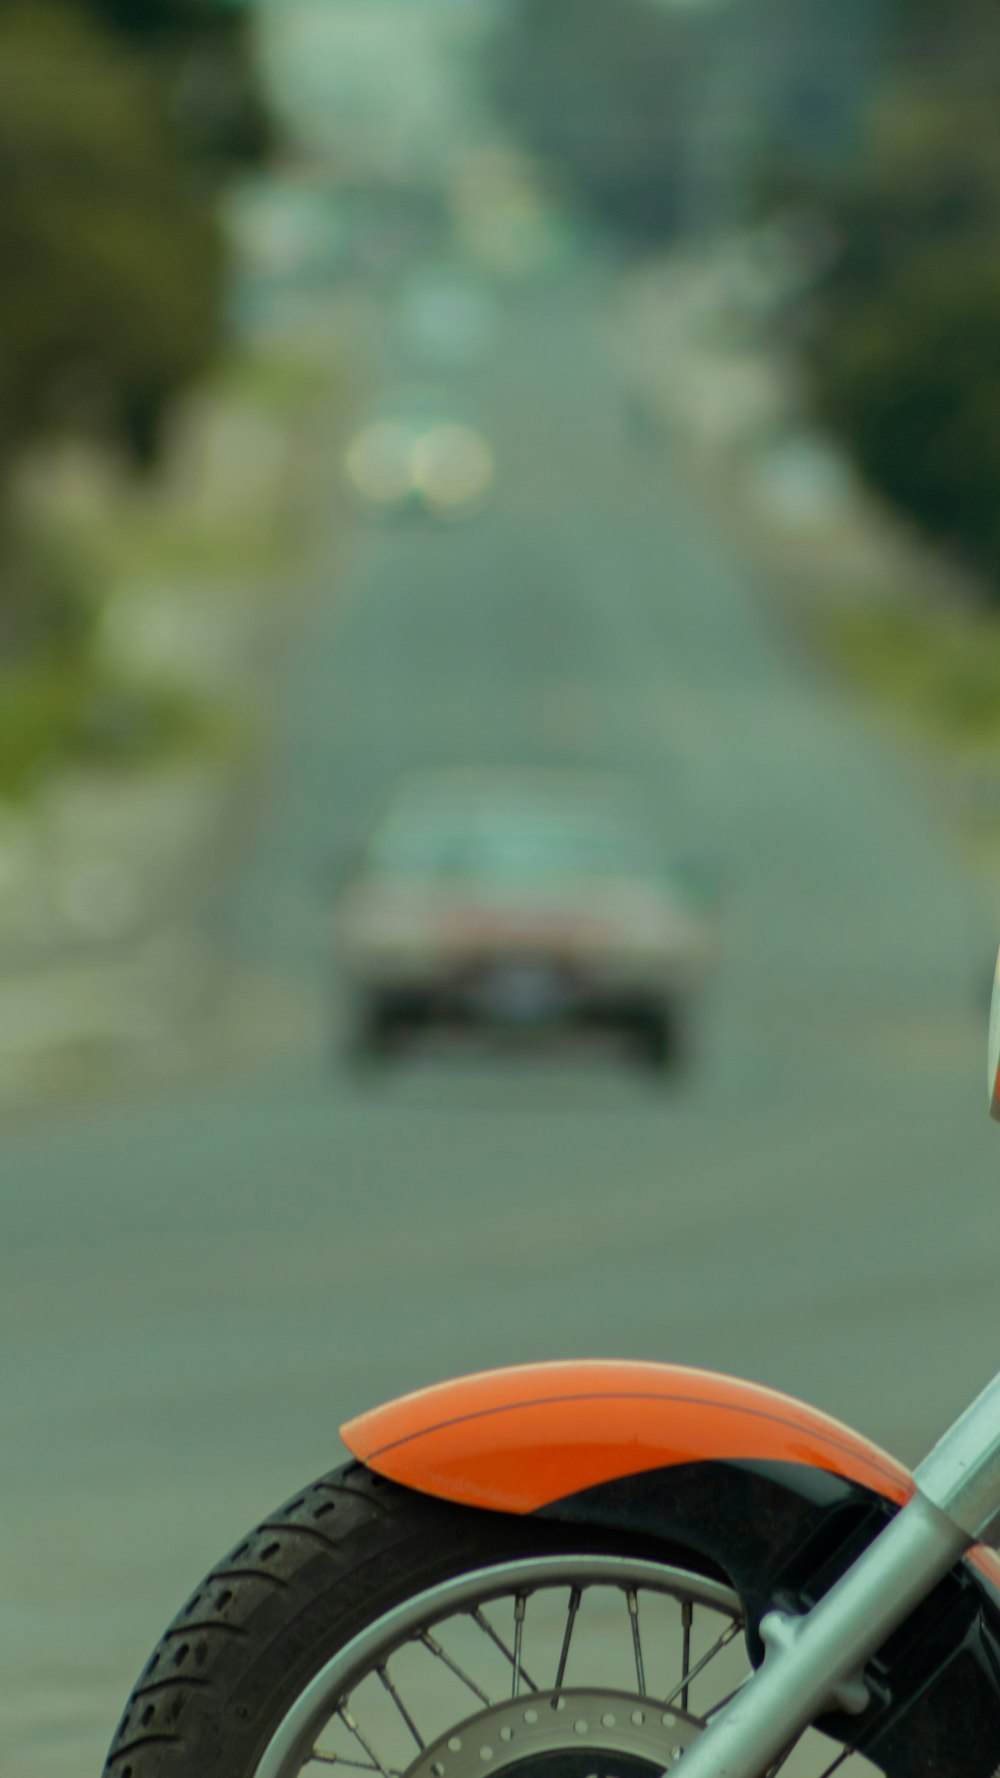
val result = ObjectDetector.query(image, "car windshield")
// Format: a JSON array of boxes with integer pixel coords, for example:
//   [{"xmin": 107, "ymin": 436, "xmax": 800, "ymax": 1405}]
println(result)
[{"xmin": 370, "ymin": 808, "xmax": 660, "ymax": 887}]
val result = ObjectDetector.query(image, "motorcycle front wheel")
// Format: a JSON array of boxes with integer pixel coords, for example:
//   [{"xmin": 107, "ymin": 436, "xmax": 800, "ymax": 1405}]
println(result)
[{"xmin": 103, "ymin": 1463, "xmax": 881, "ymax": 1778}]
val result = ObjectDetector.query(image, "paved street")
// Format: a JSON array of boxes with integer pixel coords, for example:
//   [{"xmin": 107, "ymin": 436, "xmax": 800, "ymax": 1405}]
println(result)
[{"xmin": 2, "ymin": 267, "xmax": 999, "ymax": 1778}]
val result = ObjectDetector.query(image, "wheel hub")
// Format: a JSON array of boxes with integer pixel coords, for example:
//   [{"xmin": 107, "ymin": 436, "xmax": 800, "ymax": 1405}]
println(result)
[{"xmin": 410, "ymin": 1689, "xmax": 702, "ymax": 1778}]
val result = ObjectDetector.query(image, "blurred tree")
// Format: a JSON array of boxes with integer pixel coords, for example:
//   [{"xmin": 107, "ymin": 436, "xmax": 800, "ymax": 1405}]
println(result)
[
  {"xmin": 0, "ymin": 0, "xmax": 274, "ymax": 169},
  {"xmin": 896, "ymin": 0, "xmax": 1000, "ymax": 90},
  {"xmin": 487, "ymin": 0, "xmax": 695, "ymax": 244},
  {"xmin": 0, "ymin": 0, "xmax": 265, "ymax": 792},
  {"xmin": 818, "ymin": 248, "xmax": 1000, "ymax": 577},
  {"xmin": 779, "ymin": 36, "xmax": 1000, "ymax": 588},
  {"xmin": 0, "ymin": 4, "xmax": 224, "ymax": 478},
  {"xmin": 57, "ymin": 0, "xmax": 239, "ymax": 30},
  {"xmin": 817, "ymin": 90, "xmax": 1000, "ymax": 295}
]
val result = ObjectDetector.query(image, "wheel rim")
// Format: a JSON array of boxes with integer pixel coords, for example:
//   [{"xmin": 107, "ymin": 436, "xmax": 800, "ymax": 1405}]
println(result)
[{"xmin": 252, "ymin": 1554, "xmax": 877, "ymax": 1778}]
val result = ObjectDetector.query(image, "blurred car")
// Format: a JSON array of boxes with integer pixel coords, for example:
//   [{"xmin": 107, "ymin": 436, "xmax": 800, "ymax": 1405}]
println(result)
[
  {"xmin": 343, "ymin": 387, "xmax": 495, "ymax": 521},
  {"xmin": 334, "ymin": 771, "xmax": 718, "ymax": 1072}
]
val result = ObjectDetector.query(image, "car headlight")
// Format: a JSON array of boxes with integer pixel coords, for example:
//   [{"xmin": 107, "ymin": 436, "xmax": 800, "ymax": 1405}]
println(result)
[
  {"xmin": 344, "ymin": 423, "xmax": 416, "ymax": 505},
  {"xmin": 412, "ymin": 424, "xmax": 495, "ymax": 513}
]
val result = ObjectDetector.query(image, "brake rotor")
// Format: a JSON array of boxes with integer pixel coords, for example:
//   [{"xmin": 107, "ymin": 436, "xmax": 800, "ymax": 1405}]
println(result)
[{"xmin": 410, "ymin": 1689, "xmax": 702, "ymax": 1778}]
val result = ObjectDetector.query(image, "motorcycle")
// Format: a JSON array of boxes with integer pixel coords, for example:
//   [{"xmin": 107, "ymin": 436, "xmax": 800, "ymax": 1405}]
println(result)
[{"xmin": 102, "ymin": 965, "xmax": 1000, "ymax": 1778}]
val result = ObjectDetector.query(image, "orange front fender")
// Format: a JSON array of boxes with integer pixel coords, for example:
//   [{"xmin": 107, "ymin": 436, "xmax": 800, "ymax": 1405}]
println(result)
[
  {"xmin": 343, "ymin": 1361, "xmax": 1000, "ymax": 1767},
  {"xmin": 342, "ymin": 1358, "xmax": 914, "ymax": 1513},
  {"xmin": 343, "ymin": 1360, "xmax": 1000, "ymax": 1601}
]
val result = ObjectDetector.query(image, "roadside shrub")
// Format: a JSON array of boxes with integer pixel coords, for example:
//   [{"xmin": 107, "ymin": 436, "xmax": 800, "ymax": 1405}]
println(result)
[{"xmin": 815, "ymin": 249, "xmax": 1000, "ymax": 583}]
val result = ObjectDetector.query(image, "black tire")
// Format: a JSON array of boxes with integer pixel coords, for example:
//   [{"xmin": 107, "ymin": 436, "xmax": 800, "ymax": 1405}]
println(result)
[
  {"xmin": 101, "ymin": 1465, "xmax": 678, "ymax": 1778},
  {"xmin": 631, "ymin": 1001, "xmax": 685, "ymax": 1073},
  {"xmin": 345, "ymin": 995, "xmax": 405, "ymax": 1068},
  {"xmin": 102, "ymin": 1462, "xmax": 896, "ymax": 1778}
]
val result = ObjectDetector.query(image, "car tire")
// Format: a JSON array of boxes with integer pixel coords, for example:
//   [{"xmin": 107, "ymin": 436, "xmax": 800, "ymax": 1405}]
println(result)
[
  {"xmin": 631, "ymin": 1001, "xmax": 686, "ymax": 1073},
  {"xmin": 345, "ymin": 995, "xmax": 401, "ymax": 1069}
]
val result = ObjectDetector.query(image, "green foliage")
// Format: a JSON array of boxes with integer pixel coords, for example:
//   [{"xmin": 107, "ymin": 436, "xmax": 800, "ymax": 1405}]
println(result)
[
  {"xmin": 75, "ymin": 674, "xmax": 212, "ymax": 769},
  {"xmin": 822, "ymin": 602, "xmax": 1000, "ymax": 749},
  {"xmin": 818, "ymin": 249, "xmax": 1000, "ymax": 576},
  {"xmin": 0, "ymin": 3, "xmax": 224, "ymax": 471},
  {"xmin": 796, "ymin": 76, "xmax": 1000, "ymax": 590},
  {"xmin": 0, "ymin": 656, "xmax": 93, "ymax": 798},
  {"xmin": 895, "ymin": 0, "xmax": 1000, "ymax": 96},
  {"xmin": 45, "ymin": 0, "xmax": 234, "ymax": 35},
  {"xmin": 0, "ymin": 0, "xmax": 272, "ymax": 800},
  {"xmin": 810, "ymin": 91, "xmax": 1000, "ymax": 305},
  {"xmin": 487, "ymin": 0, "xmax": 693, "ymax": 244},
  {"xmin": 0, "ymin": 652, "xmax": 212, "ymax": 798},
  {"xmin": 60, "ymin": 0, "xmax": 273, "ymax": 168},
  {"xmin": 0, "ymin": 518, "xmax": 93, "ymax": 665}
]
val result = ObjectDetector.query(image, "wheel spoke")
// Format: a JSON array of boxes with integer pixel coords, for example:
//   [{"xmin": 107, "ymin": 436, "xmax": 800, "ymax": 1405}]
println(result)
[
  {"xmin": 814, "ymin": 1751, "xmax": 852, "ymax": 1777},
  {"xmin": 680, "ymin": 1598, "xmax": 693, "ymax": 1711},
  {"xmin": 511, "ymin": 1593, "xmax": 527, "ymax": 1698},
  {"xmin": 377, "ymin": 1667, "xmax": 425, "ymax": 1751},
  {"xmin": 626, "ymin": 1587, "xmax": 646, "ymax": 1693},
  {"xmin": 419, "ymin": 1630, "xmax": 491, "ymax": 1705},
  {"xmin": 765, "ymin": 1746, "xmax": 796, "ymax": 1776},
  {"xmin": 308, "ymin": 1755, "xmax": 376, "ymax": 1771},
  {"xmin": 702, "ymin": 1678, "xmax": 749, "ymax": 1722},
  {"xmin": 553, "ymin": 1584, "xmax": 581, "ymax": 1692},
  {"xmin": 763, "ymin": 1726, "xmax": 855, "ymax": 1775},
  {"xmin": 337, "ymin": 1708, "xmax": 396, "ymax": 1778},
  {"xmin": 662, "ymin": 1619, "xmax": 741, "ymax": 1709},
  {"xmin": 470, "ymin": 1607, "xmax": 539, "ymax": 1694},
  {"xmin": 248, "ymin": 1554, "xmax": 869, "ymax": 1778}
]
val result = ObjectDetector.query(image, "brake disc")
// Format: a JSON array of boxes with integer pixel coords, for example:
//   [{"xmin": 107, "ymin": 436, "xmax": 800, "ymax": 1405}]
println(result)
[{"xmin": 410, "ymin": 1689, "xmax": 702, "ymax": 1778}]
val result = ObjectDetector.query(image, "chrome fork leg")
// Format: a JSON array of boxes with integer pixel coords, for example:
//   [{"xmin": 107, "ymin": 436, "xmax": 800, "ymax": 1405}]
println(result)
[{"xmin": 671, "ymin": 1492, "xmax": 970, "ymax": 1778}]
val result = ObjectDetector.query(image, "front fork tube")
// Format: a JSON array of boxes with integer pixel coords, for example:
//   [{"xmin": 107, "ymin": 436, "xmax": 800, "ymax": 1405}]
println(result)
[
  {"xmin": 675, "ymin": 1373, "xmax": 1000, "ymax": 1777},
  {"xmin": 669, "ymin": 1372, "xmax": 996, "ymax": 1778},
  {"xmin": 672, "ymin": 1491, "xmax": 970, "ymax": 1778}
]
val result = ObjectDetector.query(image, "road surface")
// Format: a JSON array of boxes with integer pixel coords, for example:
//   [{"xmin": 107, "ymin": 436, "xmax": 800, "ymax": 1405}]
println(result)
[{"xmin": 2, "ymin": 266, "xmax": 998, "ymax": 1778}]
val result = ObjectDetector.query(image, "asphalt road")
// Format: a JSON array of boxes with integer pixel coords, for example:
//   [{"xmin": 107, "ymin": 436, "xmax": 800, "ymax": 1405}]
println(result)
[{"xmin": 3, "ymin": 268, "xmax": 999, "ymax": 1778}]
